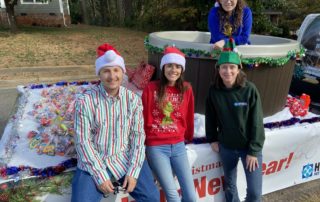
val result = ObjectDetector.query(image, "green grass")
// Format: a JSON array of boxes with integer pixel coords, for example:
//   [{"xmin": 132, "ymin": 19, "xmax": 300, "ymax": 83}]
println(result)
[{"xmin": 0, "ymin": 25, "xmax": 148, "ymax": 68}]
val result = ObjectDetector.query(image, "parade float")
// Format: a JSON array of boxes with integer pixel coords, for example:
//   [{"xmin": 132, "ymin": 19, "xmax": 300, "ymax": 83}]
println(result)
[
  {"xmin": 0, "ymin": 77, "xmax": 320, "ymax": 202},
  {"xmin": 0, "ymin": 29, "xmax": 320, "ymax": 201}
]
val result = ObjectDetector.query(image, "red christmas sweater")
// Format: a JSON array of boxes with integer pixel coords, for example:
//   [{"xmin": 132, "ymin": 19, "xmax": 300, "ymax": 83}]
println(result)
[{"xmin": 141, "ymin": 81, "xmax": 194, "ymax": 146}]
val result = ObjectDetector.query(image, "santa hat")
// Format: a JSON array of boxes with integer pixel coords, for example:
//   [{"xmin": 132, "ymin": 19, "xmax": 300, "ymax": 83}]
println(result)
[
  {"xmin": 160, "ymin": 46, "xmax": 186, "ymax": 71},
  {"xmin": 95, "ymin": 43, "xmax": 126, "ymax": 75},
  {"xmin": 217, "ymin": 37, "xmax": 241, "ymax": 67}
]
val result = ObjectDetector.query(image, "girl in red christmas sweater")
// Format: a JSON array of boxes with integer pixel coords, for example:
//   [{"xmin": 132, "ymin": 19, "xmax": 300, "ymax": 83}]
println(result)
[{"xmin": 142, "ymin": 46, "xmax": 196, "ymax": 202}]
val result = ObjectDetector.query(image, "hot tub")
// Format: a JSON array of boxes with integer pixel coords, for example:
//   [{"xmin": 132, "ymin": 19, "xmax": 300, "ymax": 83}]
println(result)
[{"xmin": 147, "ymin": 31, "xmax": 300, "ymax": 117}]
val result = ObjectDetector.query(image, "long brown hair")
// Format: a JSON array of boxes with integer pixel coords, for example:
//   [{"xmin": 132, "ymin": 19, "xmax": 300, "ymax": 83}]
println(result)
[
  {"xmin": 218, "ymin": 0, "xmax": 247, "ymax": 34},
  {"xmin": 213, "ymin": 63, "xmax": 247, "ymax": 89},
  {"xmin": 157, "ymin": 66, "xmax": 188, "ymax": 109}
]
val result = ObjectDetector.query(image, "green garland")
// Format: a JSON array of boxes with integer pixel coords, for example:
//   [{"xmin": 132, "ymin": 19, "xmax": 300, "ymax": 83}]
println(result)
[
  {"xmin": 144, "ymin": 36, "xmax": 221, "ymax": 59},
  {"xmin": 144, "ymin": 36, "xmax": 306, "ymax": 67},
  {"xmin": 0, "ymin": 172, "xmax": 73, "ymax": 202}
]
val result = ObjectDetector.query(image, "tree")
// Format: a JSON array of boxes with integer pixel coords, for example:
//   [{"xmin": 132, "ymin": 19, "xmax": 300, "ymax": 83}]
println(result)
[
  {"xmin": 116, "ymin": 0, "xmax": 124, "ymax": 25},
  {"xmin": 281, "ymin": 0, "xmax": 320, "ymax": 33},
  {"xmin": 79, "ymin": 0, "xmax": 89, "ymax": 24},
  {"xmin": 67, "ymin": 0, "xmax": 315, "ymax": 36},
  {"xmin": 4, "ymin": 0, "xmax": 18, "ymax": 33},
  {"xmin": 123, "ymin": 0, "xmax": 133, "ymax": 25}
]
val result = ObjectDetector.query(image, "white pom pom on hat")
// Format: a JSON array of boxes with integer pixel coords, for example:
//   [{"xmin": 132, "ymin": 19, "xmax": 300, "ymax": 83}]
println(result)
[
  {"xmin": 95, "ymin": 43, "xmax": 126, "ymax": 75},
  {"xmin": 160, "ymin": 46, "xmax": 186, "ymax": 71},
  {"xmin": 104, "ymin": 50, "xmax": 117, "ymax": 61}
]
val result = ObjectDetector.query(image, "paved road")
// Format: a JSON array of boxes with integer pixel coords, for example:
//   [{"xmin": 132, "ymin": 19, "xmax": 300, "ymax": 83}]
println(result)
[
  {"xmin": 0, "ymin": 87, "xmax": 18, "ymax": 137},
  {"xmin": 262, "ymin": 178, "xmax": 320, "ymax": 202}
]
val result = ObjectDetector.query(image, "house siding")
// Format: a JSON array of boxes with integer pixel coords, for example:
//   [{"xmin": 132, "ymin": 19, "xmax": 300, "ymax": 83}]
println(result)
[
  {"xmin": 15, "ymin": 0, "xmax": 61, "ymax": 14},
  {"xmin": 0, "ymin": 0, "xmax": 70, "ymax": 27}
]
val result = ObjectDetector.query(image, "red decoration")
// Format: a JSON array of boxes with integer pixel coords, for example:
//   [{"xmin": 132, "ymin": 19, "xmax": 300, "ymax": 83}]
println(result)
[
  {"xmin": 131, "ymin": 61, "xmax": 155, "ymax": 90},
  {"xmin": 40, "ymin": 118, "xmax": 51, "ymax": 127},
  {"xmin": 286, "ymin": 94, "xmax": 311, "ymax": 117},
  {"xmin": 96, "ymin": 43, "xmax": 121, "ymax": 57},
  {"xmin": 300, "ymin": 93, "xmax": 311, "ymax": 110}
]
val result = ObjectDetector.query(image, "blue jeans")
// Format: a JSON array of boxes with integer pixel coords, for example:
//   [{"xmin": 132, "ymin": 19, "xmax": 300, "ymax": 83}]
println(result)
[
  {"xmin": 219, "ymin": 144, "xmax": 263, "ymax": 202},
  {"xmin": 146, "ymin": 142, "xmax": 196, "ymax": 202},
  {"xmin": 71, "ymin": 160, "xmax": 160, "ymax": 202}
]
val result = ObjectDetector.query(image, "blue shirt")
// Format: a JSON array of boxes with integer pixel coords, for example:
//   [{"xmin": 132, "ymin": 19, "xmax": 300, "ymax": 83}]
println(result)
[{"xmin": 208, "ymin": 6, "xmax": 252, "ymax": 45}]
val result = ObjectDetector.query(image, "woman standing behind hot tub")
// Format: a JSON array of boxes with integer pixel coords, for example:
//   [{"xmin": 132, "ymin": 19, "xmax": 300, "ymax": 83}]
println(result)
[{"xmin": 208, "ymin": 0, "xmax": 252, "ymax": 49}]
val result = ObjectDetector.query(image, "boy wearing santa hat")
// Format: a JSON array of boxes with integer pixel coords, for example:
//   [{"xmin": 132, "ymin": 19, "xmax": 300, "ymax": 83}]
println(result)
[{"xmin": 72, "ymin": 43, "xmax": 160, "ymax": 202}]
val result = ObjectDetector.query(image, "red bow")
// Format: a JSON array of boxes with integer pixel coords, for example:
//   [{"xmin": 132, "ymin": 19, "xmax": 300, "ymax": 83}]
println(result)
[{"xmin": 286, "ymin": 94, "xmax": 310, "ymax": 117}]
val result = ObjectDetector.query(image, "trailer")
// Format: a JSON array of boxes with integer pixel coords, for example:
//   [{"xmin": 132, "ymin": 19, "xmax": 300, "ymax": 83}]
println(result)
[{"xmin": 290, "ymin": 14, "xmax": 320, "ymax": 112}]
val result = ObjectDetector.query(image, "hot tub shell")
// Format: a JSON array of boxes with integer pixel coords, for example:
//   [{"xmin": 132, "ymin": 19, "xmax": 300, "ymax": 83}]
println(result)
[{"xmin": 147, "ymin": 31, "xmax": 300, "ymax": 117}]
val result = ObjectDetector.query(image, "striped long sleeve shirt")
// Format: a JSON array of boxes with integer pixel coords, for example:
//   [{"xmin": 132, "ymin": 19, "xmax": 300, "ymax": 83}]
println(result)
[{"xmin": 74, "ymin": 83, "xmax": 145, "ymax": 185}]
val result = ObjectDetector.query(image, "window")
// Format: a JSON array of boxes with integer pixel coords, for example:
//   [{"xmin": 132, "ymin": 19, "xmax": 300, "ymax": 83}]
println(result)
[{"xmin": 21, "ymin": 0, "xmax": 49, "ymax": 4}]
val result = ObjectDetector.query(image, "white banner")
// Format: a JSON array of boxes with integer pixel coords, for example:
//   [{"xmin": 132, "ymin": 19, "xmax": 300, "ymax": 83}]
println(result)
[
  {"xmin": 254, "ymin": 122, "xmax": 320, "ymax": 196},
  {"xmin": 41, "ymin": 121, "xmax": 320, "ymax": 202}
]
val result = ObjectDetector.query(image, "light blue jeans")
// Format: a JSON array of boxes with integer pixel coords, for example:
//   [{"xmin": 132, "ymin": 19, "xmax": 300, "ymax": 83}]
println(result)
[
  {"xmin": 71, "ymin": 160, "xmax": 160, "ymax": 202},
  {"xmin": 219, "ymin": 144, "xmax": 263, "ymax": 202},
  {"xmin": 146, "ymin": 142, "xmax": 197, "ymax": 202}
]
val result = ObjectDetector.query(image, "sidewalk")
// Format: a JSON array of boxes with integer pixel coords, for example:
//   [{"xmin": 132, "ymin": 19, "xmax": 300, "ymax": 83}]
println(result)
[
  {"xmin": 0, "ymin": 87, "xmax": 18, "ymax": 136},
  {"xmin": 0, "ymin": 65, "xmax": 98, "ymax": 88}
]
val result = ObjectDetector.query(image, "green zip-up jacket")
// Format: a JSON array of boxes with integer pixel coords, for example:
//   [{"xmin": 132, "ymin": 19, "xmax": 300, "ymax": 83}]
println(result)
[{"xmin": 205, "ymin": 81, "xmax": 265, "ymax": 156}]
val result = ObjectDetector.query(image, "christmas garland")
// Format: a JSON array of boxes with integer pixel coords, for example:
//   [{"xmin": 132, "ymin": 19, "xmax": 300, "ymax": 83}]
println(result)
[
  {"xmin": 189, "ymin": 116, "xmax": 320, "ymax": 145},
  {"xmin": 0, "ymin": 158, "xmax": 76, "ymax": 180},
  {"xmin": 0, "ymin": 172, "xmax": 73, "ymax": 202},
  {"xmin": 264, "ymin": 116, "xmax": 320, "ymax": 129},
  {"xmin": 144, "ymin": 36, "xmax": 306, "ymax": 67}
]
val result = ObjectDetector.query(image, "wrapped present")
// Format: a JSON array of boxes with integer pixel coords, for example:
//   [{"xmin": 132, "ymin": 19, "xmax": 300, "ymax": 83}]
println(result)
[{"xmin": 286, "ymin": 94, "xmax": 310, "ymax": 117}]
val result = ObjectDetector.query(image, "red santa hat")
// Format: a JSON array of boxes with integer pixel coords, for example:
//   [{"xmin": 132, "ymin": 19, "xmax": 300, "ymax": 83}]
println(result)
[
  {"xmin": 160, "ymin": 46, "xmax": 186, "ymax": 71},
  {"xmin": 95, "ymin": 43, "xmax": 126, "ymax": 75}
]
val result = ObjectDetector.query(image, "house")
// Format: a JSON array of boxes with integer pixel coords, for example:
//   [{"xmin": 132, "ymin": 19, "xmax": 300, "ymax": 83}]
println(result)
[
  {"xmin": 262, "ymin": 10, "xmax": 283, "ymax": 25},
  {"xmin": 0, "ymin": 0, "xmax": 6, "ymax": 25},
  {"xmin": 0, "ymin": 0, "xmax": 70, "ymax": 27}
]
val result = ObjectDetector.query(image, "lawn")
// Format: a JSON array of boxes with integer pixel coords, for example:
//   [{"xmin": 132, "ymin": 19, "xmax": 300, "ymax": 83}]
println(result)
[{"xmin": 0, "ymin": 25, "xmax": 148, "ymax": 68}]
